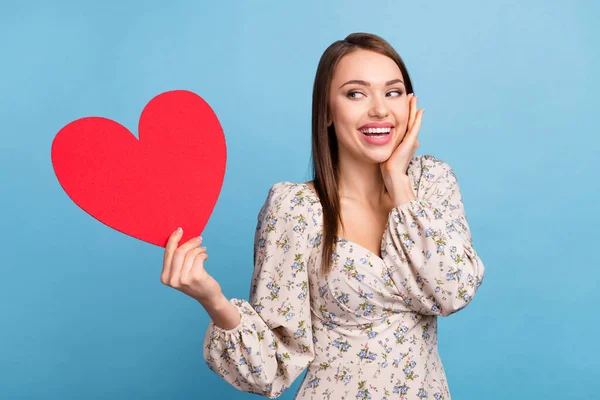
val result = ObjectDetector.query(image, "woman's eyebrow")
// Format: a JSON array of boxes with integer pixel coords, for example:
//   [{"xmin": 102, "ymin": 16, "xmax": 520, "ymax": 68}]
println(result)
[{"xmin": 339, "ymin": 79, "xmax": 404, "ymax": 88}]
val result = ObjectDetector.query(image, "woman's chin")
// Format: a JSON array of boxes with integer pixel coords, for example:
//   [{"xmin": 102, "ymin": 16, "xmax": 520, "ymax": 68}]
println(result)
[{"xmin": 360, "ymin": 148, "xmax": 394, "ymax": 165}]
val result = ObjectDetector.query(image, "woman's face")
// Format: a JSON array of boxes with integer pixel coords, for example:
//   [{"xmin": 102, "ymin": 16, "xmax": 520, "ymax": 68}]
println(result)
[{"xmin": 328, "ymin": 49, "xmax": 410, "ymax": 165}]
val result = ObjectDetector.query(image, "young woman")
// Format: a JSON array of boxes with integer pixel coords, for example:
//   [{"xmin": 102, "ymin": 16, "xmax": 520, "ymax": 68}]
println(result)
[{"xmin": 160, "ymin": 33, "xmax": 486, "ymax": 399}]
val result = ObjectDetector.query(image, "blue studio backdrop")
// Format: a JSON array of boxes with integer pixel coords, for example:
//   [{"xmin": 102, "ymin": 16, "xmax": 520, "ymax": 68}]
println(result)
[{"xmin": 1, "ymin": 1, "xmax": 599, "ymax": 399}]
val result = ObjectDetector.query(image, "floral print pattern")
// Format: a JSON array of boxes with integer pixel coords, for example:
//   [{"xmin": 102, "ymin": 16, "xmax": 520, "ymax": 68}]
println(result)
[{"xmin": 203, "ymin": 155, "xmax": 485, "ymax": 399}]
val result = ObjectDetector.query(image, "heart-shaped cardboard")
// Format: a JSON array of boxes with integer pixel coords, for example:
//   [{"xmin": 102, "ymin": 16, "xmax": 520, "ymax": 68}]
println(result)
[{"xmin": 51, "ymin": 90, "xmax": 226, "ymax": 248}]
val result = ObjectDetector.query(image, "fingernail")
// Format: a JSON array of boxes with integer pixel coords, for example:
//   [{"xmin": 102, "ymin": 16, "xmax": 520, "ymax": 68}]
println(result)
[
  {"xmin": 176, "ymin": 227, "xmax": 182, "ymax": 233},
  {"xmin": 195, "ymin": 236, "xmax": 202, "ymax": 242}
]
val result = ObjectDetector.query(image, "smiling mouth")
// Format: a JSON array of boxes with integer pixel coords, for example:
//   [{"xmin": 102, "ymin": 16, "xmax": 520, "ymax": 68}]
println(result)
[{"xmin": 359, "ymin": 127, "xmax": 393, "ymax": 137}]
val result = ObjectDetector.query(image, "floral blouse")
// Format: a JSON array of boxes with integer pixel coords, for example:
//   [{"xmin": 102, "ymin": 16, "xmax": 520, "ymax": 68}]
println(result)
[{"xmin": 203, "ymin": 154, "xmax": 485, "ymax": 399}]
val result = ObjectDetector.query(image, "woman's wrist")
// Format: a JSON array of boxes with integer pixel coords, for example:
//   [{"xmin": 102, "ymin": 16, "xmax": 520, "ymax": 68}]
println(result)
[
  {"xmin": 200, "ymin": 293, "xmax": 241, "ymax": 330},
  {"xmin": 389, "ymin": 175, "xmax": 417, "ymax": 207}
]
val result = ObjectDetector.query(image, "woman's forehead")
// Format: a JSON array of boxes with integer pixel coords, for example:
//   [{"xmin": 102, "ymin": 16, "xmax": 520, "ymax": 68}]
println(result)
[{"xmin": 333, "ymin": 50, "xmax": 403, "ymax": 84}]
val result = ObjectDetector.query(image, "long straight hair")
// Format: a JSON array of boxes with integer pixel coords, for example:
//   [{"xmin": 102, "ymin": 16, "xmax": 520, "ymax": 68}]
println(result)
[{"xmin": 310, "ymin": 32, "xmax": 414, "ymax": 275}]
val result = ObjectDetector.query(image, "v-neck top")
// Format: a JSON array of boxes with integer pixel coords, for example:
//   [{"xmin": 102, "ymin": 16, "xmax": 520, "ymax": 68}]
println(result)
[
  {"xmin": 298, "ymin": 182, "xmax": 388, "ymax": 262},
  {"xmin": 203, "ymin": 154, "xmax": 486, "ymax": 399}
]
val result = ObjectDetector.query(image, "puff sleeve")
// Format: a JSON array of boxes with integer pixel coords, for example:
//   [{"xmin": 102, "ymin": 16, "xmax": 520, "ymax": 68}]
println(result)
[
  {"xmin": 383, "ymin": 155, "xmax": 485, "ymax": 317},
  {"xmin": 203, "ymin": 183, "xmax": 315, "ymax": 398}
]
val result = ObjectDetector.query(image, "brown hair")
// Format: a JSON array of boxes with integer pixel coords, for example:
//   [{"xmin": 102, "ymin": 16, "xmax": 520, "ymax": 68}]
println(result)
[{"xmin": 310, "ymin": 32, "xmax": 414, "ymax": 275}]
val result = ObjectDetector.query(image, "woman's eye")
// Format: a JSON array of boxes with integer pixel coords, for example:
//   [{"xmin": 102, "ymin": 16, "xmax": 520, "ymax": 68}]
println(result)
[
  {"xmin": 347, "ymin": 90, "xmax": 403, "ymax": 99},
  {"xmin": 347, "ymin": 91, "xmax": 365, "ymax": 99}
]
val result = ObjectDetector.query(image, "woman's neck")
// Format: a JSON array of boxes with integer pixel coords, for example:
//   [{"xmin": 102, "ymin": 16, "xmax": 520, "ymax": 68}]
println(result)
[{"xmin": 337, "ymin": 154, "xmax": 390, "ymax": 208}]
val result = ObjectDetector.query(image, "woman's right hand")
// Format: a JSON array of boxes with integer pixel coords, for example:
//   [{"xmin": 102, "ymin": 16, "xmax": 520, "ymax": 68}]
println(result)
[{"xmin": 160, "ymin": 227, "xmax": 222, "ymax": 305}]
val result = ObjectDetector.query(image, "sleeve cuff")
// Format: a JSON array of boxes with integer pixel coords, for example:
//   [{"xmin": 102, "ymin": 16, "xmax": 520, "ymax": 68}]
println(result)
[
  {"xmin": 393, "ymin": 198, "xmax": 422, "ymax": 212},
  {"xmin": 208, "ymin": 298, "xmax": 246, "ymax": 337}
]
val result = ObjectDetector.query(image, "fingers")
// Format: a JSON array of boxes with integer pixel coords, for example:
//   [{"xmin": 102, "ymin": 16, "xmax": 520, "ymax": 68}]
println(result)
[
  {"xmin": 406, "ymin": 95, "xmax": 424, "ymax": 143},
  {"xmin": 169, "ymin": 237, "xmax": 203, "ymax": 284},
  {"xmin": 411, "ymin": 109, "xmax": 424, "ymax": 147},
  {"xmin": 181, "ymin": 247, "xmax": 208, "ymax": 282},
  {"xmin": 182, "ymin": 252, "xmax": 209, "ymax": 286},
  {"xmin": 406, "ymin": 93, "xmax": 416, "ymax": 132},
  {"xmin": 162, "ymin": 227, "xmax": 183, "ymax": 284},
  {"xmin": 169, "ymin": 246, "xmax": 204, "ymax": 286},
  {"xmin": 161, "ymin": 228, "xmax": 203, "ymax": 286}
]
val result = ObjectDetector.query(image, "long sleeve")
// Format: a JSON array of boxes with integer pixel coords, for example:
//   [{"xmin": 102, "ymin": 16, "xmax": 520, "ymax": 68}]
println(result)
[
  {"xmin": 203, "ymin": 183, "xmax": 315, "ymax": 398},
  {"xmin": 383, "ymin": 155, "xmax": 485, "ymax": 317}
]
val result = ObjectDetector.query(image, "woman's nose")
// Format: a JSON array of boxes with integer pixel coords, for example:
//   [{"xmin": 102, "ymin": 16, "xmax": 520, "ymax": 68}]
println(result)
[{"xmin": 368, "ymin": 96, "xmax": 389, "ymax": 118}]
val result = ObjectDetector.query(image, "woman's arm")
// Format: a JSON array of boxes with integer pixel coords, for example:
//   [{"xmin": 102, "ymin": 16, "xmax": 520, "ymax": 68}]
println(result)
[
  {"xmin": 203, "ymin": 183, "xmax": 316, "ymax": 399},
  {"xmin": 200, "ymin": 293, "xmax": 241, "ymax": 330},
  {"xmin": 383, "ymin": 155, "xmax": 486, "ymax": 316}
]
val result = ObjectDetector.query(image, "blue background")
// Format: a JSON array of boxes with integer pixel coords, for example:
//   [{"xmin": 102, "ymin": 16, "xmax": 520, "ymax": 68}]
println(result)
[{"xmin": 2, "ymin": 1, "xmax": 599, "ymax": 398}]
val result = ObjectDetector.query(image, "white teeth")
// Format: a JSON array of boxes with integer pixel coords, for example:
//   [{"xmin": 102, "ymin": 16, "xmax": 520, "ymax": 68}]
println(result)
[{"xmin": 360, "ymin": 127, "xmax": 392, "ymax": 134}]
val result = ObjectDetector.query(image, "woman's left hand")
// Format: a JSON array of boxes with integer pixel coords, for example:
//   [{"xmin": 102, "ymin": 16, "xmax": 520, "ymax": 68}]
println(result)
[{"xmin": 380, "ymin": 93, "xmax": 424, "ymax": 201}]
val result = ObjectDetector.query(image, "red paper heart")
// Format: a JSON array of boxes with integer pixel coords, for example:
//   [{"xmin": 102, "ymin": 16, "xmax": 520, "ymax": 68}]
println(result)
[{"xmin": 51, "ymin": 90, "xmax": 227, "ymax": 248}]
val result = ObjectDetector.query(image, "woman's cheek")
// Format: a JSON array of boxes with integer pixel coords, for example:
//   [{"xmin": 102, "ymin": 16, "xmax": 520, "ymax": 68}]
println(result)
[{"xmin": 396, "ymin": 112, "xmax": 409, "ymax": 135}]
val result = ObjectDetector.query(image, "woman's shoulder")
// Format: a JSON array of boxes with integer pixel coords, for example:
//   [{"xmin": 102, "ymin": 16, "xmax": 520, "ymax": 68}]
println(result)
[
  {"xmin": 407, "ymin": 154, "xmax": 465, "ymax": 206},
  {"xmin": 261, "ymin": 181, "xmax": 319, "ymax": 216},
  {"xmin": 408, "ymin": 154, "xmax": 457, "ymax": 182},
  {"xmin": 408, "ymin": 153, "xmax": 452, "ymax": 170}
]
